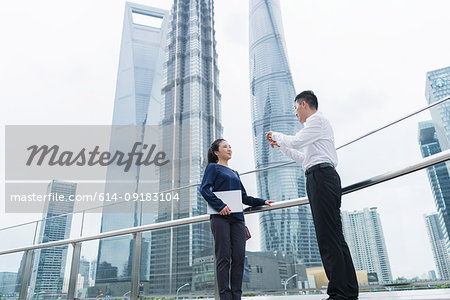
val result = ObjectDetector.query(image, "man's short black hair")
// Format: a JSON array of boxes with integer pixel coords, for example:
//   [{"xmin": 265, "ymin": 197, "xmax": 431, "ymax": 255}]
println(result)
[{"xmin": 295, "ymin": 90, "xmax": 318, "ymax": 110}]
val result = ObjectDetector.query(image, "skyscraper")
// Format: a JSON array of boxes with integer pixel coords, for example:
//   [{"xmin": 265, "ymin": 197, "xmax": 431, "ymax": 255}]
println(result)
[
  {"xmin": 424, "ymin": 213, "xmax": 450, "ymax": 280},
  {"xmin": 0, "ymin": 272, "xmax": 18, "ymax": 296},
  {"xmin": 29, "ymin": 180, "xmax": 77, "ymax": 299},
  {"xmin": 149, "ymin": 0, "xmax": 223, "ymax": 293},
  {"xmin": 426, "ymin": 66, "xmax": 450, "ymax": 153},
  {"xmin": 95, "ymin": 2, "xmax": 169, "ymax": 291},
  {"xmin": 341, "ymin": 208, "xmax": 393, "ymax": 283},
  {"xmin": 78, "ymin": 257, "xmax": 90, "ymax": 289},
  {"xmin": 418, "ymin": 121, "xmax": 450, "ymax": 252},
  {"xmin": 249, "ymin": 0, "xmax": 320, "ymax": 267}
]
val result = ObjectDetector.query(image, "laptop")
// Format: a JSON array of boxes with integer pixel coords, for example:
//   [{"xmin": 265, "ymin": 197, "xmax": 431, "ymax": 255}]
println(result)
[{"xmin": 207, "ymin": 190, "xmax": 243, "ymax": 214}]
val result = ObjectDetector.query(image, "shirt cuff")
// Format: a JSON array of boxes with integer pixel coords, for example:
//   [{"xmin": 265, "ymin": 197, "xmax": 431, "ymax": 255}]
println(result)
[
  {"xmin": 278, "ymin": 143, "xmax": 292, "ymax": 159},
  {"xmin": 272, "ymin": 132, "xmax": 282, "ymax": 143}
]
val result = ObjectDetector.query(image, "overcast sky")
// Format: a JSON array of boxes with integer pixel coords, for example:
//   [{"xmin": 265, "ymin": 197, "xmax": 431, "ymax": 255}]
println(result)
[{"xmin": 1, "ymin": 0, "xmax": 450, "ymax": 279}]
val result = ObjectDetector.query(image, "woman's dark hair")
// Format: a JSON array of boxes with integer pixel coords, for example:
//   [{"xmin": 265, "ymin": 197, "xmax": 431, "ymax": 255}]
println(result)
[{"xmin": 208, "ymin": 138, "xmax": 226, "ymax": 164}]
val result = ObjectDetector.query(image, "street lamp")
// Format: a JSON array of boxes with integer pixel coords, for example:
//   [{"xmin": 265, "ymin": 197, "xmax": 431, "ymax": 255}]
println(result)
[
  {"xmin": 122, "ymin": 290, "xmax": 131, "ymax": 299},
  {"xmin": 281, "ymin": 274, "xmax": 297, "ymax": 296},
  {"xmin": 176, "ymin": 283, "xmax": 190, "ymax": 299}
]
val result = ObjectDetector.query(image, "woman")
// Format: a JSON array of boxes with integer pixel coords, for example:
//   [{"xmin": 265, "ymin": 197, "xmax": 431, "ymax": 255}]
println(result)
[{"xmin": 200, "ymin": 139, "xmax": 274, "ymax": 300}]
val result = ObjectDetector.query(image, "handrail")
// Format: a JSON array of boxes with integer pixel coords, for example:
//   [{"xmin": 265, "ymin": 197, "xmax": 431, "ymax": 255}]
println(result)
[
  {"xmin": 2, "ymin": 96, "xmax": 448, "ymax": 232},
  {"xmin": 342, "ymin": 149, "xmax": 450, "ymax": 195},
  {"xmin": 1, "ymin": 148, "xmax": 448, "ymax": 256},
  {"xmin": 239, "ymin": 95, "xmax": 450, "ymax": 175}
]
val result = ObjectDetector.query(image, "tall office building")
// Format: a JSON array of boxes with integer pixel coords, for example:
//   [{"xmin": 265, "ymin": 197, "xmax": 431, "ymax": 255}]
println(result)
[
  {"xmin": 78, "ymin": 257, "xmax": 90, "ymax": 289},
  {"xmin": 149, "ymin": 0, "xmax": 223, "ymax": 294},
  {"xmin": 425, "ymin": 213, "xmax": 450, "ymax": 280},
  {"xmin": 341, "ymin": 208, "xmax": 393, "ymax": 283},
  {"xmin": 426, "ymin": 66, "xmax": 450, "ymax": 153},
  {"xmin": 28, "ymin": 180, "xmax": 77, "ymax": 299},
  {"xmin": 95, "ymin": 2, "xmax": 169, "ymax": 291},
  {"xmin": 0, "ymin": 272, "xmax": 18, "ymax": 296},
  {"xmin": 249, "ymin": 0, "xmax": 320, "ymax": 267},
  {"xmin": 89, "ymin": 260, "xmax": 97, "ymax": 283},
  {"xmin": 418, "ymin": 121, "xmax": 450, "ymax": 252}
]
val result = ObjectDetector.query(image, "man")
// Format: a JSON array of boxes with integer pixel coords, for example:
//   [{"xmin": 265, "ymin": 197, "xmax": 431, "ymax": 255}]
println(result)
[{"xmin": 265, "ymin": 90, "xmax": 358, "ymax": 300}]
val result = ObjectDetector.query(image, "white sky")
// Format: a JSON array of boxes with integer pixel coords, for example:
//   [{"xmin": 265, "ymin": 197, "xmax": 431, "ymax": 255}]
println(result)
[{"xmin": 1, "ymin": 0, "xmax": 450, "ymax": 280}]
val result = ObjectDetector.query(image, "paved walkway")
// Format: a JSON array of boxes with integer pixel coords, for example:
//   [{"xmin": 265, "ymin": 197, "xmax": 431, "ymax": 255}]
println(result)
[{"xmin": 238, "ymin": 289, "xmax": 450, "ymax": 300}]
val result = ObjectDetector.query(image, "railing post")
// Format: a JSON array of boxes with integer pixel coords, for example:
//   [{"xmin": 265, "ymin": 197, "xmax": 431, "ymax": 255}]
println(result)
[
  {"xmin": 32, "ymin": 221, "xmax": 39, "ymax": 245},
  {"xmin": 214, "ymin": 242, "xmax": 219, "ymax": 300},
  {"xmin": 19, "ymin": 250, "xmax": 34, "ymax": 300},
  {"xmin": 67, "ymin": 242, "xmax": 82, "ymax": 300},
  {"xmin": 130, "ymin": 232, "xmax": 142, "ymax": 300},
  {"xmin": 80, "ymin": 211, "xmax": 86, "ymax": 237}
]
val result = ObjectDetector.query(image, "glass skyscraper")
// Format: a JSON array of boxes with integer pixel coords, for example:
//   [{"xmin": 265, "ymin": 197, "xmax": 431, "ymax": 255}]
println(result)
[
  {"xmin": 249, "ymin": 0, "xmax": 321, "ymax": 267},
  {"xmin": 341, "ymin": 207, "xmax": 393, "ymax": 283},
  {"xmin": 425, "ymin": 213, "xmax": 450, "ymax": 280},
  {"xmin": 149, "ymin": 0, "xmax": 223, "ymax": 294},
  {"xmin": 426, "ymin": 66, "xmax": 450, "ymax": 153},
  {"xmin": 419, "ymin": 121, "xmax": 450, "ymax": 253},
  {"xmin": 29, "ymin": 180, "xmax": 77, "ymax": 300},
  {"xmin": 95, "ymin": 2, "xmax": 169, "ymax": 292}
]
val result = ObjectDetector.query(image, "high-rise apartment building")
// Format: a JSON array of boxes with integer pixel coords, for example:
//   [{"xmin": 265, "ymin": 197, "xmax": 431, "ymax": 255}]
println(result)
[
  {"xmin": 419, "ymin": 121, "xmax": 450, "ymax": 252},
  {"xmin": 341, "ymin": 207, "xmax": 393, "ymax": 283},
  {"xmin": 426, "ymin": 66, "xmax": 450, "ymax": 153},
  {"xmin": 425, "ymin": 213, "xmax": 450, "ymax": 280}
]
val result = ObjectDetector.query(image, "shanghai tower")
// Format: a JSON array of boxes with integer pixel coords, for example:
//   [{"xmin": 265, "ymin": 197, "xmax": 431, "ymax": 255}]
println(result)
[{"xmin": 249, "ymin": 0, "xmax": 321, "ymax": 267}]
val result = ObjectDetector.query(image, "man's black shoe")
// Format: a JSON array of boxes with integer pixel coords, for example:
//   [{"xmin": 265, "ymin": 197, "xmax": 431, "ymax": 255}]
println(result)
[{"xmin": 322, "ymin": 297, "xmax": 358, "ymax": 300}]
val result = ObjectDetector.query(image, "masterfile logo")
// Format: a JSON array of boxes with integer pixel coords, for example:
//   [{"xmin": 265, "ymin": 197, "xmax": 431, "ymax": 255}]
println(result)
[
  {"xmin": 26, "ymin": 142, "xmax": 170, "ymax": 172},
  {"xmin": 4, "ymin": 124, "xmax": 190, "ymax": 213},
  {"xmin": 5, "ymin": 125, "xmax": 186, "ymax": 180}
]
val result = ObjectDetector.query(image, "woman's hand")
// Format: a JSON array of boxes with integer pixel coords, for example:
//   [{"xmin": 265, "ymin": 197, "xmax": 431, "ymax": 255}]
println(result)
[
  {"xmin": 265, "ymin": 200, "xmax": 275, "ymax": 206},
  {"xmin": 219, "ymin": 205, "xmax": 231, "ymax": 215}
]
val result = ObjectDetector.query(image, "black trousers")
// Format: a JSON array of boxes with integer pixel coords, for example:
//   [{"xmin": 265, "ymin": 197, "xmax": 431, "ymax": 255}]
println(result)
[
  {"xmin": 306, "ymin": 166, "xmax": 359, "ymax": 300},
  {"xmin": 210, "ymin": 216, "xmax": 246, "ymax": 300}
]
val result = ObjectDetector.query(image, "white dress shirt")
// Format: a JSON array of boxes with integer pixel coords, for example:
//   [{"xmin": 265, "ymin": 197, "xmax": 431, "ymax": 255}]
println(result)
[{"xmin": 271, "ymin": 111, "xmax": 338, "ymax": 171}]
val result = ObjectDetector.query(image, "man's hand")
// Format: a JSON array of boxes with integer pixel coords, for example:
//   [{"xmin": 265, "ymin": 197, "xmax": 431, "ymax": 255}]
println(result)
[
  {"xmin": 219, "ymin": 205, "xmax": 231, "ymax": 215},
  {"xmin": 265, "ymin": 131, "xmax": 280, "ymax": 148}
]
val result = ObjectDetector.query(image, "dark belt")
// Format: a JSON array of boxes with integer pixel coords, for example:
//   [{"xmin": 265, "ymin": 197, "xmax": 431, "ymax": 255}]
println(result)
[{"xmin": 305, "ymin": 162, "xmax": 334, "ymax": 176}]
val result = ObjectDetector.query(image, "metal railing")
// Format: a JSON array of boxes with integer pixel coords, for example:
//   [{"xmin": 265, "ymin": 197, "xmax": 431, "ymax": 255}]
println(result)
[
  {"xmin": 1, "ymin": 96, "xmax": 449, "ymax": 300},
  {"xmin": 3, "ymin": 149, "xmax": 446, "ymax": 256},
  {"xmin": 1, "ymin": 149, "xmax": 449, "ymax": 300},
  {"xmin": 2, "ymin": 96, "xmax": 448, "ymax": 233}
]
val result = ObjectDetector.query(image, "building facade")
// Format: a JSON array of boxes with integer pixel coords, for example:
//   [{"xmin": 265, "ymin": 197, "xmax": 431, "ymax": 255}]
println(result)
[
  {"xmin": 29, "ymin": 180, "xmax": 77, "ymax": 299},
  {"xmin": 0, "ymin": 272, "xmax": 18, "ymax": 296},
  {"xmin": 243, "ymin": 251, "xmax": 307, "ymax": 291},
  {"xmin": 191, "ymin": 251, "xmax": 307, "ymax": 292},
  {"xmin": 424, "ymin": 66, "xmax": 450, "ymax": 252},
  {"xmin": 149, "ymin": 0, "xmax": 223, "ymax": 294},
  {"xmin": 418, "ymin": 121, "xmax": 450, "ymax": 253},
  {"xmin": 95, "ymin": 2, "xmax": 169, "ymax": 292},
  {"xmin": 341, "ymin": 207, "xmax": 393, "ymax": 283},
  {"xmin": 425, "ymin": 213, "xmax": 450, "ymax": 280},
  {"xmin": 426, "ymin": 66, "xmax": 450, "ymax": 153},
  {"xmin": 249, "ymin": 0, "xmax": 320, "ymax": 267}
]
